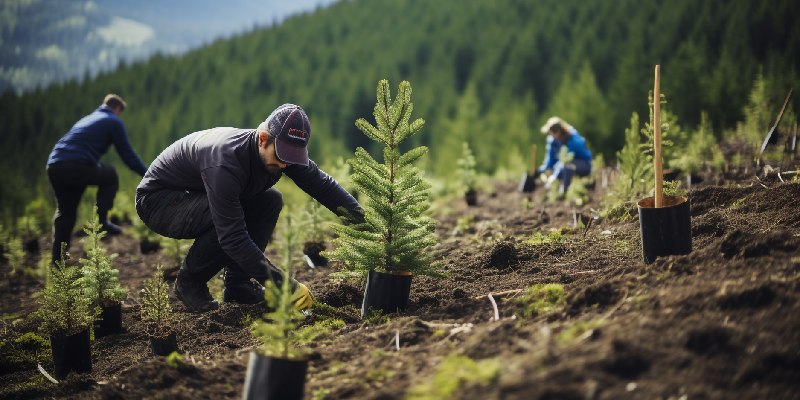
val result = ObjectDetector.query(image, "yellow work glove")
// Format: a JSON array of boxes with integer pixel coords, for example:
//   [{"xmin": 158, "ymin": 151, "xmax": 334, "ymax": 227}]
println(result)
[{"xmin": 291, "ymin": 282, "xmax": 314, "ymax": 310}]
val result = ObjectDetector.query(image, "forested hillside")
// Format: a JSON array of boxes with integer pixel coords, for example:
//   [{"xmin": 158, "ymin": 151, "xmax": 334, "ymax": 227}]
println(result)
[{"xmin": 1, "ymin": 0, "xmax": 798, "ymax": 220}]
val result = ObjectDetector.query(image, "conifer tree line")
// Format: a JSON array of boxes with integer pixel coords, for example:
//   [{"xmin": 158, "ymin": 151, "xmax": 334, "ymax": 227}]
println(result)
[{"xmin": 1, "ymin": 0, "xmax": 798, "ymax": 220}]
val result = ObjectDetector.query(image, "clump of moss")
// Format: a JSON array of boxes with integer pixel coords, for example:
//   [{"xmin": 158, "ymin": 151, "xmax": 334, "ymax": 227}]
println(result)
[
  {"xmin": 407, "ymin": 353, "xmax": 500, "ymax": 399},
  {"xmin": 556, "ymin": 320, "xmax": 605, "ymax": 345},
  {"xmin": 524, "ymin": 229, "xmax": 569, "ymax": 246},
  {"xmin": 516, "ymin": 283, "xmax": 566, "ymax": 318}
]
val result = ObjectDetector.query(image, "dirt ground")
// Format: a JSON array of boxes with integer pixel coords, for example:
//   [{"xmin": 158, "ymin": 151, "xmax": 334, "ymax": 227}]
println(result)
[{"xmin": 2, "ymin": 161, "xmax": 800, "ymax": 399}]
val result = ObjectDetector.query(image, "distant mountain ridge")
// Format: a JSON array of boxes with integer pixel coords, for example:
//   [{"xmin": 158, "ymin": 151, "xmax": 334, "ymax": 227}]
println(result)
[{"xmin": 0, "ymin": 0, "xmax": 335, "ymax": 94}]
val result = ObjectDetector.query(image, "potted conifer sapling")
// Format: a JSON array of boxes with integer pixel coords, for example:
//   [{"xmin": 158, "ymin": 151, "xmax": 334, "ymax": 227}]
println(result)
[
  {"xmin": 244, "ymin": 213, "xmax": 314, "ymax": 400},
  {"xmin": 637, "ymin": 66, "xmax": 692, "ymax": 263},
  {"xmin": 140, "ymin": 265, "xmax": 178, "ymax": 355},
  {"xmin": 80, "ymin": 213, "xmax": 128, "ymax": 337},
  {"xmin": 33, "ymin": 248, "xmax": 97, "ymax": 379},
  {"xmin": 301, "ymin": 201, "xmax": 329, "ymax": 268},
  {"xmin": 519, "ymin": 144, "xmax": 538, "ymax": 192},
  {"xmin": 457, "ymin": 141, "xmax": 479, "ymax": 206},
  {"xmin": 328, "ymin": 80, "xmax": 440, "ymax": 318}
]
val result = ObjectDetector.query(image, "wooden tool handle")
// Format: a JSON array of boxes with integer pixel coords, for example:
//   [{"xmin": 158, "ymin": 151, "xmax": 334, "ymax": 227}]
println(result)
[{"xmin": 653, "ymin": 65, "xmax": 663, "ymax": 208}]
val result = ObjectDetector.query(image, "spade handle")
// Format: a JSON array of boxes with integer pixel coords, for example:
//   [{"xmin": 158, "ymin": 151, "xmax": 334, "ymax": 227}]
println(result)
[{"xmin": 653, "ymin": 65, "xmax": 663, "ymax": 208}]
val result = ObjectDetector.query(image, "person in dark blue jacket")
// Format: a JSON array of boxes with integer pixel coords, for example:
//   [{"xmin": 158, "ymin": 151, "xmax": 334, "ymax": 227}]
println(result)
[
  {"xmin": 47, "ymin": 94, "xmax": 148, "ymax": 264},
  {"xmin": 136, "ymin": 104, "xmax": 363, "ymax": 313},
  {"xmin": 537, "ymin": 116, "xmax": 592, "ymax": 195}
]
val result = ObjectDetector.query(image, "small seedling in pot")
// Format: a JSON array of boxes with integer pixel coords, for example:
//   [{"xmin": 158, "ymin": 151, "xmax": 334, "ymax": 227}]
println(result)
[
  {"xmin": 140, "ymin": 265, "xmax": 178, "ymax": 355},
  {"xmin": 244, "ymin": 213, "xmax": 320, "ymax": 399},
  {"xmin": 327, "ymin": 80, "xmax": 441, "ymax": 318},
  {"xmin": 131, "ymin": 216, "xmax": 161, "ymax": 254},
  {"xmin": 79, "ymin": 211, "xmax": 128, "ymax": 337},
  {"xmin": 33, "ymin": 246, "xmax": 96, "ymax": 379},
  {"xmin": 637, "ymin": 65, "xmax": 692, "ymax": 264},
  {"xmin": 301, "ymin": 201, "xmax": 330, "ymax": 268},
  {"xmin": 457, "ymin": 141, "xmax": 478, "ymax": 206}
]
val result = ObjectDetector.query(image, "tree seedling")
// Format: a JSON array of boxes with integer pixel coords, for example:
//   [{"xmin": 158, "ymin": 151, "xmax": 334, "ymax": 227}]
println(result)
[
  {"xmin": 33, "ymin": 248, "xmax": 96, "ymax": 337},
  {"xmin": 79, "ymin": 212, "xmax": 127, "ymax": 308},
  {"xmin": 140, "ymin": 265, "xmax": 175, "ymax": 339},
  {"xmin": 252, "ymin": 213, "xmax": 324, "ymax": 359},
  {"xmin": 328, "ymin": 80, "xmax": 439, "ymax": 277},
  {"xmin": 457, "ymin": 141, "xmax": 478, "ymax": 203}
]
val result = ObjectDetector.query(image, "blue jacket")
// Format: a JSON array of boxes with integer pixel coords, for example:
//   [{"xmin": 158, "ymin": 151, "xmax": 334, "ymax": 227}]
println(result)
[
  {"xmin": 537, "ymin": 129, "xmax": 593, "ymax": 173},
  {"xmin": 47, "ymin": 105, "xmax": 148, "ymax": 176}
]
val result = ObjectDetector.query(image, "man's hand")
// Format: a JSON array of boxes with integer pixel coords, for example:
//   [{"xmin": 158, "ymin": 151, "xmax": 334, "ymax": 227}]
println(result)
[
  {"xmin": 291, "ymin": 282, "xmax": 313, "ymax": 310},
  {"xmin": 337, "ymin": 206, "xmax": 366, "ymax": 226}
]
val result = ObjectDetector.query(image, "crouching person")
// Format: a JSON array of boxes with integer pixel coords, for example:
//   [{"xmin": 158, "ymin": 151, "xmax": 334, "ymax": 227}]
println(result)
[
  {"xmin": 135, "ymin": 104, "xmax": 363, "ymax": 312},
  {"xmin": 538, "ymin": 116, "xmax": 593, "ymax": 195}
]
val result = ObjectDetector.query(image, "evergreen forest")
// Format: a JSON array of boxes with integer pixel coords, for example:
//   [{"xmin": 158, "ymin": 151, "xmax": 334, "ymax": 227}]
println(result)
[{"xmin": 1, "ymin": 0, "xmax": 798, "ymax": 221}]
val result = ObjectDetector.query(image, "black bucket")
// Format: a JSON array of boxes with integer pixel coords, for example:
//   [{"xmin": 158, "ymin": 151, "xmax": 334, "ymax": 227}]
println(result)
[
  {"xmin": 302, "ymin": 242, "xmax": 328, "ymax": 267},
  {"xmin": 638, "ymin": 195, "xmax": 692, "ymax": 264},
  {"xmin": 94, "ymin": 303, "xmax": 123, "ymax": 337},
  {"xmin": 150, "ymin": 331, "xmax": 178, "ymax": 356},
  {"xmin": 519, "ymin": 173, "xmax": 537, "ymax": 192},
  {"xmin": 465, "ymin": 189, "xmax": 478, "ymax": 206},
  {"xmin": 242, "ymin": 352, "xmax": 308, "ymax": 400},
  {"xmin": 50, "ymin": 329, "xmax": 92, "ymax": 379},
  {"xmin": 361, "ymin": 270, "xmax": 412, "ymax": 319}
]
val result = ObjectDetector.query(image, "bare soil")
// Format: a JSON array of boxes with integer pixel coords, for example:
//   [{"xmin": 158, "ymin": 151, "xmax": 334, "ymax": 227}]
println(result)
[{"xmin": 2, "ymin": 166, "xmax": 800, "ymax": 399}]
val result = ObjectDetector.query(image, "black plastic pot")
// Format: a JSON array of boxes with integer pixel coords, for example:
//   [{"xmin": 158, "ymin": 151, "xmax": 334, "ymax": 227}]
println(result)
[
  {"xmin": 465, "ymin": 189, "xmax": 478, "ymax": 206},
  {"xmin": 361, "ymin": 270, "xmax": 412, "ymax": 319},
  {"xmin": 150, "ymin": 331, "xmax": 178, "ymax": 356},
  {"xmin": 94, "ymin": 302, "xmax": 123, "ymax": 337},
  {"xmin": 242, "ymin": 352, "xmax": 308, "ymax": 400},
  {"xmin": 638, "ymin": 195, "xmax": 692, "ymax": 264},
  {"xmin": 518, "ymin": 173, "xmax": 537, "ymax": 192},
  {"xmin": 139, "ymin": 237, "xmax": 161, "ymax": 254},
  {"xmin": 302, "ymin": 241, "xmax": 328, "ymax": 267},
  {"xmin": 50, "ymin": 329, "xmax": 92, "ymax": 379}
]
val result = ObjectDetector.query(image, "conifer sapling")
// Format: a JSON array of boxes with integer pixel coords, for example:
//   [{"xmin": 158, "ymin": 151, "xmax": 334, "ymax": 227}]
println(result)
[
  {"xmin": 328, "ymin": 80, "xmax": 439, "ymax": 277},
  {"xmin": 140, "ymin": 265, "xmax": 175, "ymax": 338},
  {"xmin": 252, "ymin": 213, "xmax": 317, "ymax": 359},
  {"xmin": 79, "ymin": 212, "xmax": 127, "ymax": 308},
  {"xmin": 457, "ymin": 141, "xmax": 478, "ymax": 194},
  {"xmin": 34, "ymin": 247, "xmax": 96, "ymax": 336}
]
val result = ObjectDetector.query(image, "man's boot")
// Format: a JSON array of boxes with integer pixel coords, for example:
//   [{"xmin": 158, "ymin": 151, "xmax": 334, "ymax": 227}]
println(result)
[
  {"xmin": 174, "ymin": 272, "xmax": 219, "ymax": 312},
  {"xmin": 100, "ymin": 219, "xmax": 123, "ymax": 235}
]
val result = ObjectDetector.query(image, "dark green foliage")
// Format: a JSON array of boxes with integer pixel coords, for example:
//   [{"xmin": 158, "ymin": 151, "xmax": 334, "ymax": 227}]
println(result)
[
  {"xmin": 328, "ymin": 80, "xmax": 438, "ymax": 276},
  {"xmin": 79, "ymin": 212, "xmax": 127, "ymax": 307},
  {"xmin": 33, "ymin": 254, "xmax": 97, "ymax": 336},
  {"xmin": 1, "ymin": 0, "xmax": 798, "ymax": 219},
  {"xmin": 670, "ymin": 112, "xmax": 724, "ymax": 174},
  {"xmin": 140, "ymin": 265, "xmax": 174, "ymax": 337}
]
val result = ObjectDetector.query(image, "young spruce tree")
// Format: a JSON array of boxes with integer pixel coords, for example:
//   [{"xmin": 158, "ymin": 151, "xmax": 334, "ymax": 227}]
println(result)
[
  {"xmin": 252, "ymin": 213, "xmax": 318, "ymax": 359},
  {"xmin": 328, "ymin": 80, "xmax": 438, "ymax": 277},
  {"xmin": 79, "ymin": 212, "xmax": 127, "ymax": 308},
  {"xmin": 457, "ymin": 141, "xmax": 478, "ymax": 194},
  {"xmin": 140, "ymin": 265, "xmax": 175, "ymax": 338},
  {"xmin": 34, "ymin": 249, "xmax": 96, "ymax": 336}
]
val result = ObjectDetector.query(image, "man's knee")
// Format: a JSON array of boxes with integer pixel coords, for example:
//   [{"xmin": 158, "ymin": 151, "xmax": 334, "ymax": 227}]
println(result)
[{"xmin": 247, "ymin": 188, "xmax": 283, "ymax": 216}]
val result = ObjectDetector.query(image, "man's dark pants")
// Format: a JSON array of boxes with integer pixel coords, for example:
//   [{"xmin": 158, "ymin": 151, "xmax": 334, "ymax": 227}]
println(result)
[
  {"xmin": 135, "ymin": 188, "xmax": 282, "ymax": 286},
  {"xmin": 47, "ymin": 161, "xmax": 118, "ymax": 263}
]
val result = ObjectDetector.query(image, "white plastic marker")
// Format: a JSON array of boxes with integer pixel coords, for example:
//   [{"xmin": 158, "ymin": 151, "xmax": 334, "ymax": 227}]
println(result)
[
  {"xmin": 37, "ymin": 363, "xmax": 58, "ymax": 384},
  {"xmin": 488, "ymin": 294, "xmax": 499, "ymax": 321}
]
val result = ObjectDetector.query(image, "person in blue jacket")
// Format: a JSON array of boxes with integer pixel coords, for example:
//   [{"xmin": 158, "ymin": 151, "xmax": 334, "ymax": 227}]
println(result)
[
  {"xmin": 537, "ymin": 116, "xmax": 592, "ymax": 195},
  {"xmin": 47, "ymin": 94, "xmax": 148, "ymax": 264},
  {"xmin": 136, "ymin": 104, "xmax": 363, "ymax": 312}
]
